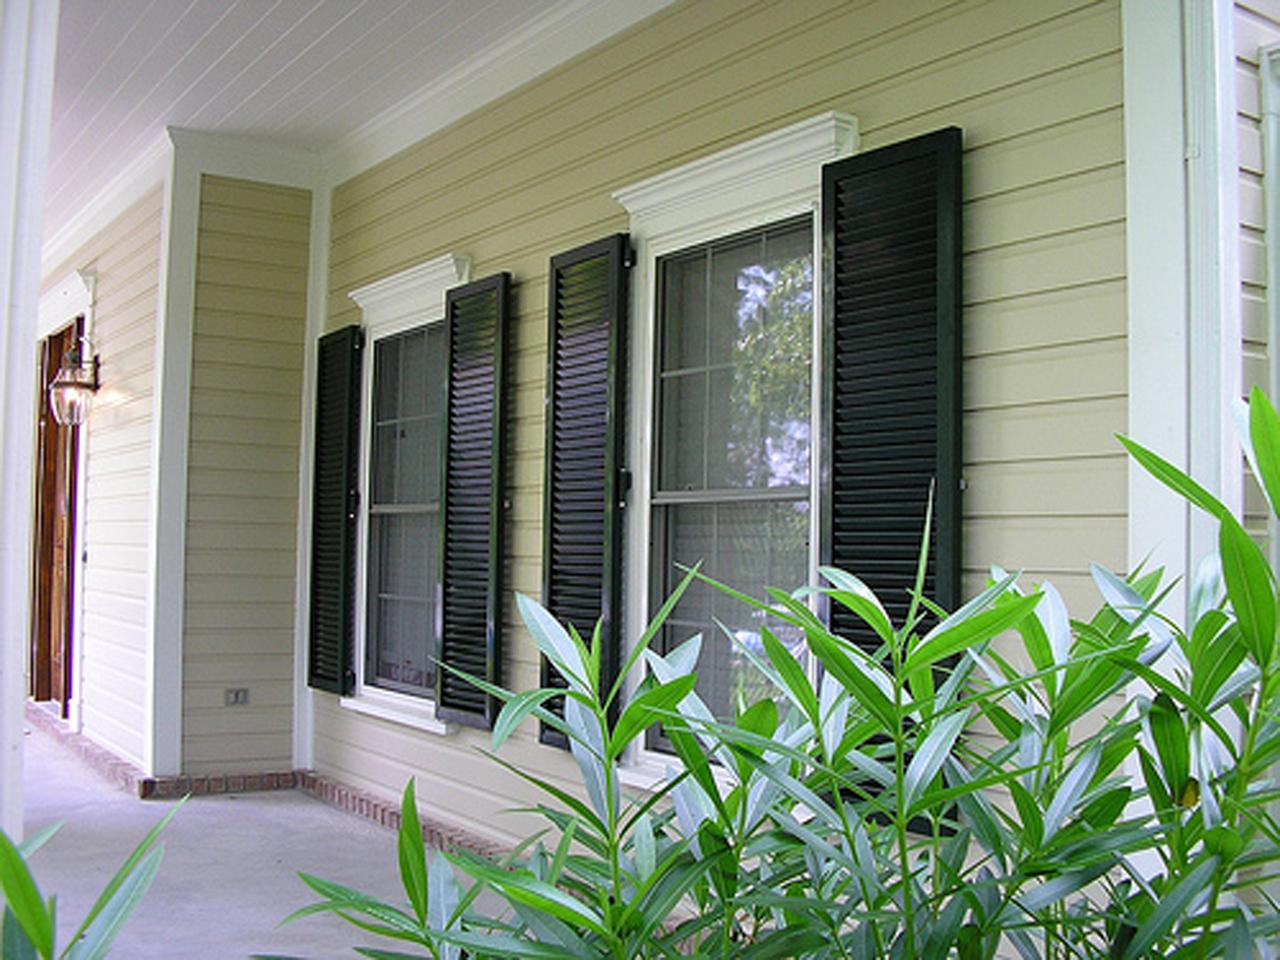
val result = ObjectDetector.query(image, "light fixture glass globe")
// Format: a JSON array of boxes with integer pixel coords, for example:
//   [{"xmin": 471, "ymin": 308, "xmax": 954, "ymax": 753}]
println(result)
[{"xmin": 48, "ymin": 361, "xmax": 96, "ymax": 426}]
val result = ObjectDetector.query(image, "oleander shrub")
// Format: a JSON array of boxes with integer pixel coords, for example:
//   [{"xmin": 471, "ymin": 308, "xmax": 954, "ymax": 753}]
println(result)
[{"xmin": 288, "ymin": 389, "xmax": 1280, "ymax": 959}]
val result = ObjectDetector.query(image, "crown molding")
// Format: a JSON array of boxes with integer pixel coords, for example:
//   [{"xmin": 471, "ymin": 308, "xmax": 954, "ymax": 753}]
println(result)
[
  {"xmin": 324, "ymin": 0, "xmax": 676, "ymax": 186},
  {"xmin": 41, "ymin": 133, "xmax": 170, "ymax": 277},
  {"xmin": 614, "ymin": 112, "xmax": 857, "ymax": 242},
  {"xmin": 349, "ymin": 253, "xmax": 471, "ymax": 331}
]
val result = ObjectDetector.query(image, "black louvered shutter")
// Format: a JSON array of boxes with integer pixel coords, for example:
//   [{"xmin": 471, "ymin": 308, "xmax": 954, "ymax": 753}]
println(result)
[
  {"xmin": 821, "ymin": 127, "xmax": 962, "ymax": 648},
  {"xmin": 541, "ymin": 235, "xmax": 629, "ymax": 746},
  {"xmin": 308, "ymin": 325, "xmax": 363, "ymax": 694},
  {"xmin": 436, "ymin": 273, "xmax": 510, "ymax": 727}
]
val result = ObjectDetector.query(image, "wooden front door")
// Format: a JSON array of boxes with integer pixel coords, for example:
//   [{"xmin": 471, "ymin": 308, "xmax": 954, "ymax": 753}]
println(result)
[{"xmin": 30, "ymin": 319, "xmax": 83, "ymax": 716}]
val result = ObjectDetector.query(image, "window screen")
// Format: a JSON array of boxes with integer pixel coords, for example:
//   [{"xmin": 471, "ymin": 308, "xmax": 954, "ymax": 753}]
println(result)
[{"xmin": 366, "ymin": 324, "xmax": 446, "ymax": 696}]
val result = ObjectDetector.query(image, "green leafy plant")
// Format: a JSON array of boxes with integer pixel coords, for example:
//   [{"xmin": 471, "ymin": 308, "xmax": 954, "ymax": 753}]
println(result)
[
  {"xmin": 0, "ymin": 801, "xmax": 180, "ymax": 960},
  {"xmin": 288, "ymin": 390, "xmax": 1280, "ymax": 957}
]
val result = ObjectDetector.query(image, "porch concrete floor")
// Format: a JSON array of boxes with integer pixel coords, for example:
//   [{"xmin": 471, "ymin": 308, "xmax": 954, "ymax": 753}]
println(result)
[{"xmin": 22, "ymin": 721, "xmax": 413, "ymax": 958}]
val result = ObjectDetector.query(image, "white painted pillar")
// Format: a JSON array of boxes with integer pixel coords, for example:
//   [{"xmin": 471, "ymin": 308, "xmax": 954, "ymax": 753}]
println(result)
[
  {"xmin": 0, "ymin": 0, "xmax": 60, "ymax": 837},
  {"xmin": 1124, "ymin": 0, "xmax": 1192, "ymax": 609}
]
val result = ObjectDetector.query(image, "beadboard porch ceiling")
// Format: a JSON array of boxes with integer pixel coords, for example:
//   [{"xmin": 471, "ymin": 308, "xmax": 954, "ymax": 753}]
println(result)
[{"xmin": 44, "ymin": 0, "xmax": 659, "ymax": 245}]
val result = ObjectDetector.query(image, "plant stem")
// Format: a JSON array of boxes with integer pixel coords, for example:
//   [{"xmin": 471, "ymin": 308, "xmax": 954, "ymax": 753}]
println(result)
[{"xmin": 892, "ymin": 631, "xmax": 915, "ymax": 959}]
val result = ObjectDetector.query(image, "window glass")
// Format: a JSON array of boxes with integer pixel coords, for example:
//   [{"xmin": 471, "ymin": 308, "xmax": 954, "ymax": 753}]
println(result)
[
  {"xmin": 651, "ymin": 215, "xmax": 813, "ymax": 730},
  {"xmin": 366, "ymin": 324, "xmax": 446, "ymax": 696}
]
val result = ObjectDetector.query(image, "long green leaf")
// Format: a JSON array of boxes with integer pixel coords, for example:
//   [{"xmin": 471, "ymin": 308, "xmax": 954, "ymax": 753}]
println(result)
[
  {"xmin": 397, "ymin": 780, "xmax": 427, "ymax": 925},
  {"xmin": 1220, "ymin": 512, "xmax": 1277, "ymax": 668},
  {"xmin": 1117, "ymin": 435, "xmax": 1229, "ymax": 520},
  {"xmin": 0, "ymin": 829, "xmax": 52, "ymax": 958},
  {"xmin": 806, "ymin": 627, "xmax": 896, "ymax": 730},
  {"xmin": 1122, "ymin": 856, "xmax": 1219, "ymax": 959},
  {"xmin": 62, "ymin": 846, "xmax": 164, "ymax": 960},
  {"xmin": 1249, "ymin": 385, "xmax": 1280, "ymax": 518},
  {"xmin": 3, "ymin": 907, "xmax": 40, "ymax": 960},
  {"xmin": 607, "ymin": 675, "xmax": 697, "ymax": 761},
  {"xmin": 760, "ymin": 626, "xmax": 819, "ymax": 729},
  {"xmin": 65, "ymin": 798, "xmax": 184, "ymax": 951},
  {"xmin": 491, "ymin": 689, "xmax": 565, "ymax": 752},
  {"xmin": 904, "ymin": 709, "xmax": 970, "ymax": 814},
  {"xmin": 1146, "ymin": 693, "xmax": 1189, "ymax": 804},
  {"xmin": 446, "ymin": 859, "xmax": 607, "ymax": 936},
  {"xmin": 904, "ymin": 594, "xmax": 1042, "ymax": 675},
  {"xmin": 516, "ymin": 593, "xmax": 592, "ymax": 695},
  {"xmin": 15, "ymin": 826, "xmax": 59, "ymax": 862},
  {"xmin": 818, "ymin": 567, "xmax": 893, "ymax": 643}
]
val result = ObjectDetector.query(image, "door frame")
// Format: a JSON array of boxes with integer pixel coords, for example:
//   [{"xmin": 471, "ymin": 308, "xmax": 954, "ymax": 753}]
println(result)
[{"xmin": 35, "ymin": 270, "xmax": 94, "ymax": 730}]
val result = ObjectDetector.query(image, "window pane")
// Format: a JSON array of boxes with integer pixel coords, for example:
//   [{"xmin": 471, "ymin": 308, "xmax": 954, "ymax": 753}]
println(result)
[
  {"xmin": 656, "ymin": 217, "xmax": 812, "ymax": 493},
  {"xmin": 661, "ymin": 251, "xmax": 707, "ymax": 371},
  {"xmin": 367, "ymin": 511, "xmax": 436, "ymax": 694},
  {"xmin": 653, "ymin": 499, "xmax": 808, "ymax": 722},
  {"xmin": 658, "ymin": 371, "xmax": 705, "ymax": 491}
]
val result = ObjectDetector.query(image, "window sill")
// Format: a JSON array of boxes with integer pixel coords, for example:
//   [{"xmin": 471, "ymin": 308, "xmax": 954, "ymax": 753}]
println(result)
[
  {"xmin": 619, "ymin": 749, "xmax": 737, "ymax": 793},
  {"xmin": 339, "ymin": 686, "xmax": 452, "ymax": 736}
]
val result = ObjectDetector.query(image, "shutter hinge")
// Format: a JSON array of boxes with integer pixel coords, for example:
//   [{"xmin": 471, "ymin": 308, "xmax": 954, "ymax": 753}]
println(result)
[
  {"xmin": 355, "ymin": 328, "xmax": 367, "ymax": 350},
  {"xmin": 958, "ymin": 477, "xmax": 968, "ymax": 492},
  {"xmin": 624, "ymin": 246, "xmax": 636, "ymax": 269},
  {"xmin": 347, "ymin": 487, "xmax": 360, "ymax": 519},
  {"xmin": 618, "ymin": 468, "xmax": 632, "ymax": 507}
]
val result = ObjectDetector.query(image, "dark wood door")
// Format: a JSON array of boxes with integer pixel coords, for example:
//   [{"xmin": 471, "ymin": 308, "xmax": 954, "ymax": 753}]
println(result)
[{"xmin": 31, "ymin": 319, "xmax": 82, "ymax": 716}]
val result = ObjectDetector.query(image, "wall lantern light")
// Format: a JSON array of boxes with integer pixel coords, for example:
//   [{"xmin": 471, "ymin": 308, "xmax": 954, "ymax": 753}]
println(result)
[{"xmin": 48, "ymin": 340, "xmax": 100, "ymax": 426}]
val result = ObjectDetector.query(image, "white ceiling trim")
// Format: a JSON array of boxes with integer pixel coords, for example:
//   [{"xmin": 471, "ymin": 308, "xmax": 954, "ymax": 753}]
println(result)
[
  {"xmin": 323, "ymin": 0, "xmax": 676, "ymax": 185},
  {"xmin": 41, "ymin": 131, "xmax": 170, "ymax": 276}
]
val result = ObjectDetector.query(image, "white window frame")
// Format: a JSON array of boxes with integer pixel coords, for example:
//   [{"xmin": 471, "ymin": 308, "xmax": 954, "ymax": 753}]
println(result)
[
  {"xmin": 612, "ymin": 112, "xmax": 856, "ymax": 784},
  {"xmin": 342, "ymin": 252, "xmax": 469, "ymax": 734}
]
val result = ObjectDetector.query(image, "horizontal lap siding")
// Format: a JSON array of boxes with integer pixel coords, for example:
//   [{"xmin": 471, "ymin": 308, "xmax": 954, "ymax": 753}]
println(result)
[
  {"xmin": 318, "ymin": 0, "xmax": 1126, "ymax": 845},
  {"xmin": 1236, "ymin": 2, "xmax": 1280, "ymax": 543},
  {"xmin": 41, "ymin": 187, "xmax": 163, "ymax": 767},
  {"xmin": 183, "ymin": 175, "xmax": 310, "ymax": 775}
]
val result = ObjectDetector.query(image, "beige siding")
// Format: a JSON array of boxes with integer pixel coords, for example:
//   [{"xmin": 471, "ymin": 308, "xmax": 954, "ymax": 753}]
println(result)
[
  {"xmin": 316, "ymin": 0, "xmax": 1127, "ymax": 844},
  {"xmin": 1237, "ymin": 2, "xmax": 1280, "ymax": 540},
  {"xmin": 182, "ymin": 175, "xmax": 309, "ymax": 774},
  {"xmin": 41, "ymin": 188, "xmax": 163, "ymax": 767}
]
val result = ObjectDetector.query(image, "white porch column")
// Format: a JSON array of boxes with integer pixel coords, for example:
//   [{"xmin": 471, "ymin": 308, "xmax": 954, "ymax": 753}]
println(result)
[{"xmin": 0, "ymin": 0, "xmax": 60, "ymax": 837}]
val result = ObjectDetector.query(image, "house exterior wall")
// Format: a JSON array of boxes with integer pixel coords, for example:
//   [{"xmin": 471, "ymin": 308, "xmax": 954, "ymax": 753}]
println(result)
[
  {"xmin": 41, "ymin": 187, "xmax": 163, "ymax": 768},
  {"xmin": 1236, "ymin": 1, "xmax": 1280, "ymax": 540},
  {"xmin": 182, "ymin": 174, "xmax": 310, "ymax": 774},
  {"xmin": 309, "ymin": 0, "xmax": 1128, "ymax": 846}
]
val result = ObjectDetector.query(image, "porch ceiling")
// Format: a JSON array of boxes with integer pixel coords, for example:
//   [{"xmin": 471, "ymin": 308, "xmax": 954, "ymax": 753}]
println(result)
[{"xmin": 43, "ymin": 0, "xmax": 592, "ymax": 244}]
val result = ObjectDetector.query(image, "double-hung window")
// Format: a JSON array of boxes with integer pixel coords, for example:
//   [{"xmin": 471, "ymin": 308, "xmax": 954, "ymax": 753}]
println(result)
[
  {"xmin": 334, "ymin": 254, "xmax": 470, "ymax": 731},
  {"xmin": 616, "ymin": 113, "xmax": 857, "ymax": 760},
  {"xmin": 650, "ymin": 216, "xmax": 814, "ymax": 718}
]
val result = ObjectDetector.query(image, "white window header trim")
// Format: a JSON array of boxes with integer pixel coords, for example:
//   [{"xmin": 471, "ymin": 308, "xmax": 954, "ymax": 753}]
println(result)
[
  {"xmin": 613, "ymin": 112, "xmax": 857, "ymax": 245},
  {"xmin": 348, "ymin": 252, "xmax": 470, "ymax": 333}
]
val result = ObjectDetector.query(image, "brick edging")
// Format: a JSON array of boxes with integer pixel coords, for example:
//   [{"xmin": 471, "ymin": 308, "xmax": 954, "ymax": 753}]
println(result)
[
  {"xmin": 27, "ymin": 703, "xmax": 501, "ymax": 856},
  {"xmin": 25, "ymin": 702, "xmax": 146, "ymax": 794},
  {"xmin": 294, "ymin": 771, "xmax": 504, "ymax": 858}
]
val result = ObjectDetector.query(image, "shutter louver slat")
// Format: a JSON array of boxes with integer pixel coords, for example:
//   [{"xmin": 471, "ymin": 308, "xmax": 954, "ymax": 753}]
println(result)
[
  {"xmin": 308, "ymin": 325, "xmax": 362, "ymax": 694},
  {"xmin": 541, "ymin": 234, "xmax": 628, "ymax": 747},
  {"xmin": 822, "ymin": 128, "xmax": 962, "ymax": 654},
  {"xmin": 435, "ymin": 274, "xmax": 510, "ymax": 727}
]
